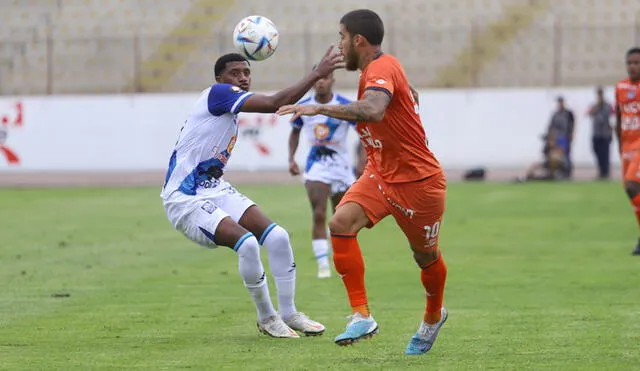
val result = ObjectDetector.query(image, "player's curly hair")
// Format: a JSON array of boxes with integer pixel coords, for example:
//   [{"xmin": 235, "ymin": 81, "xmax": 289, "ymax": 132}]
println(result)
[
  {"xmin": 214, "ymin": 53, "xmax": 249, "ymax": 77},
  {"xmin": 340, "ymin": 9, "xmax": 384, "ymax": 46}
]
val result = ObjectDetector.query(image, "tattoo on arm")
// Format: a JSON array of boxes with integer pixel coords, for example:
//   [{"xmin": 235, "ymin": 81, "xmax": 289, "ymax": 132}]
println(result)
[
  {"xmin": 318, "ymin": 90, "xmax": 391, "ymax": 122},
  {"xmin": 329, "ymin": 102, "xmax": 370, "ymax": 122}
]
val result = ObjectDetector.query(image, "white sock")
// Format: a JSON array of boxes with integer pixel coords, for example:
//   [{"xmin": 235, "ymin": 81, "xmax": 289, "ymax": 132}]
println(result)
[
  {"xmin": 236, "ymin": 233, "xmax": 276, "ymax": 322},
  {"xmin": 260, "ymin": 224, "xmax": 297, "ymax": 320},
  {"xmin": 312, "ymin": 239, "xmax": 330, "ymax": 268}
]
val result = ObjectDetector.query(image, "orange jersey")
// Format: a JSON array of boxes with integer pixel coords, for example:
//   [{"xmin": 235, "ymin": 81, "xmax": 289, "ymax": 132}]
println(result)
[
  {"xmin": 357, "ymin": 54, "xmax": 441, "ymax": 183},
  {"xmin": 616, "ymin": 78, "xmax": 640, "ymax": 153}
]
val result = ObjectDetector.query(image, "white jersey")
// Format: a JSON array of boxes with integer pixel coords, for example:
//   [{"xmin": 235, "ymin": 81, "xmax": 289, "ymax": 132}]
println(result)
[
  {"xmin": 161, "ymin": 83, "xmax": 253, "ymax": 199},
  {"xmin": 292, "ymin": 94, "xmax": 355, "ymax": 173}
]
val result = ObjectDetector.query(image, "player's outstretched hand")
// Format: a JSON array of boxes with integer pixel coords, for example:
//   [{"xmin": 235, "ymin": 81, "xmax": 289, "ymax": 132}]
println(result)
[
  {"xmin": 314, "ymin": 45, "xmax": 345, "ymax": 77},
  {"xmin": 289, "ymin": 160, "xmax": 300, "ymax": 176},
  {"xmin": 277, "ymin": 104, "xmax": 320, "ymax": 121}
]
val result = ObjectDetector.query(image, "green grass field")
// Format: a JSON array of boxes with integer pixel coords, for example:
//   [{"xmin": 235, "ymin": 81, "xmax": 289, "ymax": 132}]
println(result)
[{"xmin": 1, "ymin": 182, "xmax": 639, "ymax": 370}]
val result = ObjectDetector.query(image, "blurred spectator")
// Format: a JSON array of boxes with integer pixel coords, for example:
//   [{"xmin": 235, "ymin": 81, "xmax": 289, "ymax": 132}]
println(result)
[
  {"xmin": 515, "ymin": 132, "xmax": 568, "ymax": 182},
  {"xmin": 587, "ymin": 86, "xmax": 614, "ymax": 180},
  {"xmin": 546, "ymin": 96, "xmax": 575, "ymax": 178}
]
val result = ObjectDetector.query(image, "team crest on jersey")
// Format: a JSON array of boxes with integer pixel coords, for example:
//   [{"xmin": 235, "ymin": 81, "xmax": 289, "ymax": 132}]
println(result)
[
  {"xmin": 629, "ymin": 90, "xmax": 637, "ymax": 99},
  {"xmin": 314, "ymin": 123, "xmax": 330, "ymax": 140},
  {"xmin": 230, "ymin": 85, "xmax": 242, "ymax": 93},
  {"xmin": 376, "ymin": 79, "xmax": 387, "ymax": 85}
]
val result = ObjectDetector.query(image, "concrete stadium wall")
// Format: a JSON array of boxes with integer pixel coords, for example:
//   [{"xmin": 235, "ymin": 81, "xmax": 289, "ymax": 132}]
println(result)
[{"xmin": 0, "ymin": 86, "xmax": 620, "ymax": 187}]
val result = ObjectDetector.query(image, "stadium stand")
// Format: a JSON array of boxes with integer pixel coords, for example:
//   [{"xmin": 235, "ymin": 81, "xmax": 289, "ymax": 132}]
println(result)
[{"xmin": 1, "ymin": 0, "xmax": 640, "ymax": 94}]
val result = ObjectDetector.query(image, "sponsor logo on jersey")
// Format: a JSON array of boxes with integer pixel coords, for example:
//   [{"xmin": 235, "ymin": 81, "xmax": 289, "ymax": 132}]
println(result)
[
  {"xmin": 358, "ymin": 126, "xmax": 383, "ymax": 149},
  {"xmin": 227, "ymin": 134, "xmax": 237, "ymax": 153},
  {"xmin": 622, "ymin": 101, "xmax": 640, "ymax": 114},
  {"xmin": 198, "ymin": 179, "xmax": 221, "ymax": 189}
]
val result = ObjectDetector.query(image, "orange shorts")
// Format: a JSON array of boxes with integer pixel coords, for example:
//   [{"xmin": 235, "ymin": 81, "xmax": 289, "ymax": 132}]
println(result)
[
  {"xmin": 622, "ymin": 151, "xmax": 640, "ymax": 182},
  {"xmin": 338, "ymin": 168, "xmax": 446, "ymax": 252}
]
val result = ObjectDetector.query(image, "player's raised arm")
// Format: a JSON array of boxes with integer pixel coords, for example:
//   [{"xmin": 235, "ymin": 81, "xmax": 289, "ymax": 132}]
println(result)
[
  {"xmin": 278, "ymin": 48, "xmax": 395, "ymax": 122},
  {"xmin": 322, "ymin": 90, "xmax": 391, "ymax": 122},
  {"xmin": 277, "ymin": 90, "xmax": 391, "ymax": 122},
  {"xmin": 240, "ymin": 46, "xmax": 344, "ymax": 113}
]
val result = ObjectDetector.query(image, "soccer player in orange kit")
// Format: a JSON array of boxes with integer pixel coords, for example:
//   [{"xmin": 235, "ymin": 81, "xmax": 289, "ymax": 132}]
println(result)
[
  {"xmin": 615, "ymin": 47, "xmax": 640, "ymax": 255},
  {"xmin": 277, "ymin": 9, "xmax": 447, "ymax": 355}
]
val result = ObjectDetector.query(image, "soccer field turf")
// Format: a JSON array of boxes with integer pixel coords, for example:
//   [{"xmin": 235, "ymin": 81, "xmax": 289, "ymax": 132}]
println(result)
[{"xmin": 1, "ymin": 182, "xmax": 639, "ymax": 370}]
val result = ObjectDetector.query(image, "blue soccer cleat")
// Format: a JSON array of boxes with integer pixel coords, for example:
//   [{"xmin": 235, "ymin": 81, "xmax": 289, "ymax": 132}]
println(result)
[
  {"xmin": 405, "ymin": 307, "xmax": 448, "ymax": 355},
  {"xmin": 334, "ymin": 312, "xmax": 378, "ymax": 346}
]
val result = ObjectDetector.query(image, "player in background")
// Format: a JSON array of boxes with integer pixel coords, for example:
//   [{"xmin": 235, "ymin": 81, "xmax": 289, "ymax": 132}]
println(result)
[
  {"xmin": 278, "ymin": 9, "xmax": 447, "ymax": 355},
  {"xmin": 615, "ymin": 47, "xmax": 640, "ymax": 255},
  {"xmin": 288, "ymin": 70, "xmax": 356, "ymax": 279},
  {"xmin": 161, "ymin": 47, "xmax": 344, "ymax": 338}
]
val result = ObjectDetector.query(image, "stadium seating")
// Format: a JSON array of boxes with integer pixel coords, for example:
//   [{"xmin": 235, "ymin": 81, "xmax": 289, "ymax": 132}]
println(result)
[{"xmin": 1, "ymin": 0, "xmax": 640, "ymax": 94}]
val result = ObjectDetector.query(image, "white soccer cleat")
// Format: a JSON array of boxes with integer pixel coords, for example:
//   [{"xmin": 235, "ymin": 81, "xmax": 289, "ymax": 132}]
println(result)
[
  {"xmin": 317, "ymin": 265, "xmax": 331, "ymax": 279},
  {"xmin": 284, "ymin": 312, "xmax": 326, "ymax": 336},
  {"xmin": 257, "ymin": 315, "xmax": 300, "ymax": 338}
]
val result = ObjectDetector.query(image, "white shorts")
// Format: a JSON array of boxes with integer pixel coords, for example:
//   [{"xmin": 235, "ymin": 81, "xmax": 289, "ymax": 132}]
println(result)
[
  {"xmin": 303, "ymin": 156, "xmax": 355, "ymax": 195},
  {"xmin": 163, "ymin": 180, "xmax": 255, "ymax": 249}
]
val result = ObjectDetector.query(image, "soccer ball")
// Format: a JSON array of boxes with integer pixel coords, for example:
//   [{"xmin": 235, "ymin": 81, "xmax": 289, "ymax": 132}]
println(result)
[{"xmin": 232, "ymin": 15, "xmax": 279, "ymax": 61}]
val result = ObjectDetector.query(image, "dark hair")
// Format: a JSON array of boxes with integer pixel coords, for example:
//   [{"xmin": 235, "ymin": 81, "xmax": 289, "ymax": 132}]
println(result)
[
  {"xmin": 340, "ymin": 9, "xmax": 384, "ymax": 46},
  {"xmin": 627, "ymin": 47, "xmax": 640, "ymax": 58},
  {"xmin": 214, "ymin": 53, "xmax": 249, "ymax": 77}
]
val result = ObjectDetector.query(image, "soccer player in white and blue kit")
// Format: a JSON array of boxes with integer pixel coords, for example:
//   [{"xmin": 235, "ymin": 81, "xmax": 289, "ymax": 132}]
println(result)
[
  {"xmin": 161, "ymin": 47, "xmax": 344, "ymax": 338},
  {"xmin": 288, "ymin": 71, "xmax": 356, "ymax": 279}
]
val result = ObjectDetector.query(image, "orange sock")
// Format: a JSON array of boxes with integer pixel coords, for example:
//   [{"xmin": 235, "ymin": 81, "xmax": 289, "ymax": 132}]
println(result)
[
  {"xmin": 420, "ymin": 254, "xmax": 447, "ymax": 325},
  {"xmin": 331, "ymin": 233, "xmax": 369, "ymax": 317}
]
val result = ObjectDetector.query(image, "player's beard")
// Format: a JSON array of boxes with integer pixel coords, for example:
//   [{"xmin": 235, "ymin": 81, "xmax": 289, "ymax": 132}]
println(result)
[{"xmin": 345, "ymin": 41, "xmax": 359, "ymax": 71}]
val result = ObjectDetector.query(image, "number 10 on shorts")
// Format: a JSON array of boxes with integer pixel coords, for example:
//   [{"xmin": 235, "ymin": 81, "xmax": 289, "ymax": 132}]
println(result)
[{"xmin": 424, "ymin": 221, "xmax": 441, "ymax": 248}]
